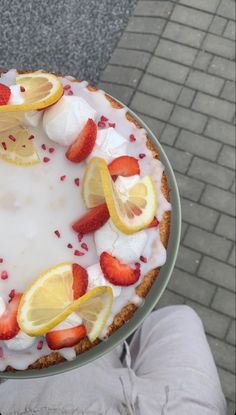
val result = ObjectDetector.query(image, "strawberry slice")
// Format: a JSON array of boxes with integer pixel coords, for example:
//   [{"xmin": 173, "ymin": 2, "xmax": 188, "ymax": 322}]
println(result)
[
  {"xmin": 0, "ymin": 83, "xmax": 11, "ymax": 105},
  {"xmin": 72, "ymin": 203, "xmax": 110, "ymax": 234},
  {"xmin": 72, "ymin": 263, "xmax": 88, "ymax": 299},
  {"xmin": 0, "ymin": 293, "xmax": 22, "ymax": 340},
  {"xmin": 100, "ymin": 252, "xmax": 140, "ymax": 286},
  {"xmin": 148, "ymin": 216, "xmax": 159, "ymax": 228},
  {"xmin": 46, "ymin": 325, "xmax": 87, "ymax": 350},
  {"xmin": 108, "ymin": 156, "xmax": 140, "ymax": 177},
  {"xmin": 66, "ymin": 118, "xmax": 97, "ymax": 163}
]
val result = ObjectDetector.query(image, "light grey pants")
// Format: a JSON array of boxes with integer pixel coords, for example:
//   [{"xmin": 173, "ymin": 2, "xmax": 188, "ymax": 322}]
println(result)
[{"xmin": 0, "ymin": 306, "xmax": 226, "ymax": 415}]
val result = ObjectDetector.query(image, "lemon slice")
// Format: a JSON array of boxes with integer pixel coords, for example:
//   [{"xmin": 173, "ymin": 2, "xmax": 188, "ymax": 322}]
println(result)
[
  {"xmin": 0, "ymin": 72, "xmax": 63, "ymax": 112},
  {"xmin": 82, "ymin": 157, "xmax": 157, "ymax": 234},
  {"xmin": 17, "ymin": 263, "xmax": 113, "ymax": 340},
  {"xmin": 0, "ymin": 127, "xmax": 40, "ymax": 166}
]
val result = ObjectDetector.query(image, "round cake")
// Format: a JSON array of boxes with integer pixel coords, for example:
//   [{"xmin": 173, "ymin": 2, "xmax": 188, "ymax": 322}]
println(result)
[{"xmin": 0, "ymin": 69, "xmax": 171, "ymax": 372}]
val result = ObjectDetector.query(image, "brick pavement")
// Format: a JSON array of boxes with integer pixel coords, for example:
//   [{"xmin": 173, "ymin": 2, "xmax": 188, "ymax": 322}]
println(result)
[{"xmin": 98, "ymin": 0, "xmax": 236, "ymax": 412}]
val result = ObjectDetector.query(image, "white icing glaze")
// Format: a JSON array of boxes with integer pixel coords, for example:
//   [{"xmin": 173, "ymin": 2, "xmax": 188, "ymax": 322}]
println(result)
[
  {"xmin": 88, "ymin": 127, "xmax": 128, "ymax": 163},
  {"xmin": 24, "ymin": 110, "xmax": 43, "ymax": 127},
  {"xmin": 4, "ymin": 331, "xmax": 36, "ymax": 351},
  {"xmin": 9, "ymin": 85, "xmax": 24, "ymax": 105},
  {"xmin": 0, "ymin": 297, "xmax": 6, "ymax": 318},
  {"xmin": 87, "ymin": 263, "xmax": 121, "ymax": 297}
]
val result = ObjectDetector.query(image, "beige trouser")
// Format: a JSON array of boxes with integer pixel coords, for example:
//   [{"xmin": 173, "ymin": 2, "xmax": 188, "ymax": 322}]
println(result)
[{"xmin": 0, "ymin": 305, "xmax": 227, "ymax": 414}]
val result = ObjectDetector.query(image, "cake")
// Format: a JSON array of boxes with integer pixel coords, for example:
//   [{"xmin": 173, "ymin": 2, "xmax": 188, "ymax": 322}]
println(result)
[{"xmin": 0, "ymin": 69, "xmax": 171, "ymax": 372}]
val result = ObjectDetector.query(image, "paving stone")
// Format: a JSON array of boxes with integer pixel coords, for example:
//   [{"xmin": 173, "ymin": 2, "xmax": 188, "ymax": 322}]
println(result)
[
  {"xmin": 201, "ymin": 185, "xmax": 235, "ymax": 216},
  {"xmin": 218, "ymin": 367, "xmax": 235, "ymax": 401},
  {"xmin": 184, "ymin": 226, "xmax": 232, "ymax": 260},
  {"xmin": 147, "ymin": 56, "xmax": 189, "ymax": 84},
  {"xmin": 177, "ymin": 87, "xmax": 195, "ymax": 107},
  {"xmin": 218, "ymin": 145, "xmax": 235, "ymax": 170},
  {"xmin": 209, "ymin": 16, "xmax": 227, "ymax": 35},
  {"xmin": 168, "ymin": 268, "xmax": 215, "ymax": 305},
  {"xmin": 188, "ymin": 157, "xmax": 235, "ymax": 190},
  {"xmin": 228, "ymin": 245, "xmax": 235, "ymax": 267},
  {"xmin": 217, "ymin": 0, "xmax": 236, "ymax": 20},
  {"xmin": 187, "ymin": 70, "xmax": 224, "ymax": 95},
  {"xmin": 181, "ymin": 222, "xmax": 188, "ymax": 241},
  {"xmin": 109, "ymin": 49, "xmax": 150, "ymax": 70},
  {"xmin": 207, "ymin": 336, "xmax": 235, "ymax": 373},
  {"xmin": 163, "ymin": 22, "xmax": 205, "ymax": 48},
  {"xmin": 193, "ymin": 51, "xmax": 213, "ymax": 71},
  {"xmin": 134, "ymin": 1, "xmax": 173, "ymax": 17},
  {"xmin": 231, "ymin": 179, "xmax": 235, "ymax": 193},
  {"xmin": 221, "ymin": 81, "xmax": 235, "ymax": 103},
  {"xmin": 100, "ymin": 65, "xmax": 143, "ymax": 87},
  {"xmin": 198, "ymin": 256, "xmax": 235, "ymax": 291},
  {"xmin": 176, "ymin": 245, "xmax": 201, "ymax": 273},
  {"xmin": 155, "ymin": 288, "xmax": 185, "ymax": 309},
  {"xmin": 209, "ymin": 56, "xmax": 235, "ymax": 81},
  {"xmin": 181, "ymin": 198, "xmax": 219, "ymax": 230},
  {"xmin": 160, "ymin": 124, "xmax": 179, "ymax": 145},
  {"xmin": 98, "ymin": 82, "xmax": 134, "ymax": 105},
  {"xmin": 170, "ymin": 106, "xmax": 207, "ymax": 133},
  {"xmin": 192, "ymin": 92, "xmax": 235, "ymax": 122},
  {"xmin": 205, "ymin": 118, "xmax": 235, "ymax": 146},
  {"xmin": 175, "ymin": 172, "xmax": 205, "ymax": 201},
  {"xmin": 216, "ymin": 214, "xmax": 236, "ymax": 241},
  {"xmin": 139, "ymin": 74, "xmax": 181, "ymax": 102},
  {"xmin": 162, "ymin": 145, "xmax": 192, "ymax": 173},
  {"xmin": 176, "ymin": 130, "xmax": 221, "ymax": 161},
  {"xmin": 131, "ymin": 91, "xmax": 173, "ymax": 121},
  {"xmin": 212, "ymin": 288, "xmax": 235, "ymax": 318},
  {"xmin": 226, "ymin": 321, "xmax": 236, "ymax": 346},
  {"xmin": 118, "ymin": 32, "xmax": 158, "ymax": 52},
  {"xmin": 126, "ymin": 16, "xmax": 166, "ymax": 35},
  {"xmin": 179, "ymin": 0, "xmax": 220, "ymax": 13},
  {"xmin": 139, "ymin": 114, "xmax": 165, "ymax": 136},
  {"xmin": 155, "ymin": 39, "xmax": 197, "ymax": 66},
  {"xmin": 224, "ymin": 20, "xmax": 236, "ymax": 40},
  {"xmin": 171, "ymin": 4, "xmax": 212, "ymax": 30},
  {"xmin": 187, "ymin": 300, "xmax": 230, "ymax": 339},
  {"xmin": 203, "ymin": 33, "xmax": 235, "ymax": 60}
]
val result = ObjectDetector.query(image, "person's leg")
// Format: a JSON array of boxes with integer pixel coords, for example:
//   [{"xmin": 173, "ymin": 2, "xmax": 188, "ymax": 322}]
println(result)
[{"xmin": 129, "ymin": 305, "xmax": 227, "ymax": 415}]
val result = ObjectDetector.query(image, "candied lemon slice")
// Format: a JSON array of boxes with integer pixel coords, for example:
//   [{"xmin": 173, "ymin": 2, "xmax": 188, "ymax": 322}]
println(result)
[
  {"xmin": 0, "ymin": 127, "xmax": 40, "ymax": 166},
  {"xmin": 17, "ymin": 263, "xmax": 113, "ymax": 340},
  {"xmin": 82, "ymin": 157, "xmax": 157, "ymax": 234}
]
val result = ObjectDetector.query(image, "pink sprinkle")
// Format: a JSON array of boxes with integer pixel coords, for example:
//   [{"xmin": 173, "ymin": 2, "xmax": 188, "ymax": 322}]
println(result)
[
  {"xmin": 63, "ymin": 84, "xmax": 71, "ymax": 91},
  {"xmin": 54, "ymin": 230, "xmax": 61, "ymax": 238},
  {"xmin": 77, "ymin": 233, "xmax": 83, "ymax": 243},
  {"xmin": 81, "ymin": 242, "xmax": 88, "ymax": 251},
  {"xmin": 140, "ymin": 256, "xmax": 148, "ymax": 263},
  {"xmin": 1, "ymin": 142, "xmax": 7, "ymax": 151},
  {"xmin": 37, "ymin": 340, "xmax": 44, "ymax": 350},
  {"xmin": 49, "ymin": 147, "xmax": 55, "ymax": 154},
  {"xmin": 135, "ymin": 262, "xmax": 141, "ymax": 270},
  {"xmin": 67, "ymin": 90, "xmax": 74, "ymax": 95},
  {"xmin": 43, "ymin": 157, "xmax": 50, "ymax": 163},
  {"xmin": 41, "ymin": 144, "xmax": 47, "ymax": 150},
  {"xmin": 98, "ymin": 121, "xmax": 106, "ymax": 128},
  {"xmin": 0, "ymin": 258, "xmax": 3, "ymax": 263},
  {"xmin": 60, "ymin": 175, "xmax": 66, "ymax": 182},
  {"xmin": 129, "ymin": 134, "xmax": 136, "ymax": 142},
  {"xmin": 1, "ymin": 271, "xmax": 8, "ymax": 280},
  {"xmin": 0, "ymin": 347, "xmax": 4, "ymax": 359},
  {"xmin": 9, "ymin": 289, "xmax": 15, "ymax": 300},
  {"xmin": 28, "ymin": 135, "xmax": 35, "ymax": 141},
  {"xmin": 74, "ymin": 178, "xmax": 80, "ymax": 187},
  {"xmin": 20, "ymin": 86, "xmax": 25, "ymax": 92},
  {"xmin": 100, "ymin": 115, "xmax": 108, "ymax": 122},
  {"xmin": 108, "ymin": 122, "xmax": 116, "ymax": 128},
  {"xmin": 9, "ymin": 134, "xmax": 16, "ymax": 142},
  {"xmin": 67, "ymin": 243, "xmax": 73, "ymax": 249},
  {"xmin": 139, "ymin": 153, "xmax": 146, "ymax": 159},
  {"xmin": 74, "ymin": 250, "xmax": 85, "ymax": 257}
]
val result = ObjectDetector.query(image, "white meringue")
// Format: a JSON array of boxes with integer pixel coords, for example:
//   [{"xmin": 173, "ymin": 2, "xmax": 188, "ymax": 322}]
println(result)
[
  {"xmin": 87, "ymin": 263, "xmax": 121, "ymax": 297},
  {"xmin": 9, "ymin": 85, "xmax": 24, "ymax": 105},
  {"xmin": 4, "ymin": 331, "xmax": 36, "ymax": 351},
  {"xmin": 0, "ymin": 297, "xmax": 6, "ymax": 318},
  {"xmin": 88, "ymin": 127, "xmax": 128, "ymax": 163}
]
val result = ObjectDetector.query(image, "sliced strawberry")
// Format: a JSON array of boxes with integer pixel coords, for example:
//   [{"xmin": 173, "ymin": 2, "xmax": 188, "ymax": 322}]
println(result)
[
  {"xmin": 72, "ymin": 203, "xmax": 110, "ymax": 234},
  {"xmin": 108, "ymin": 156, "xmax": 140, "ymax": 177},
  {"xmin": 0, "ymin": 293, "xmax": 22, "ymax": 340},
  {"xmin": 72, "ymin": 263, "xmax": 88, "ymax": 299},
  {"xmin": 148, "ymin": 216, "xmax": 159, "ymax": 228},
  {"xmin": 0, "ymin": 83, "xmax": 11, "ymax": 105},
  {"xmin": 46, "ymin": 325, "xmax": 86, "ymax": 350},
  {"xmin": 66, "ymin": 118, "xmax": 97, "ymax": 163},
  {"xmin": 100, "ymin": 252, "xmax": 140, "ymax": 286}
]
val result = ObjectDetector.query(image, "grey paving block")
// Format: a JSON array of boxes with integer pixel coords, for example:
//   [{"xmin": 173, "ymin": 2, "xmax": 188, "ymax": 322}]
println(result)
[
  {"xmin": 176, "ymin": 130, "xmax": 221, "ymax": 161},
  {"xmin": 203, "ymin": 33, "xmax": 235, "ymax": 60},
  {"xmin": 100, "ymin": 65, "xmax": 143, "ymax": 87},
  {"xmin": 231, "ymin": 179, "xmax": 236, "ymax": 193},
  {"xmin": 140, "ymin": 114, "xmax": 165, "ymax": 136},
  {"xmin": 175, "ymin": 172, "xmax": 205, "ymax": 201},
  {"xmin": 187, "ymin": 70, "xmax": 224, "ymax": 95},
  {"xmin": 155, "ymin": 39, "xmax": 197, "ymax": 66},
  {"xmin": 216, "ymin": 214, "xmax": 236, "ymax": 241},
  {"xmin": 217, "ymin": 0, "xmax": 236, "ymax": 20},
  {"xmin": 207, "ymin": 336, "xmax": 235, "ymax": 373},
  {"xmin": 218, "ymin": 145, "xmax": 235, "ymax": 170},
  {"xmin": 187, "ymin": 300, "xmax": 230, "ymax": 339},
  {"xmin": 98, "ymin": 82, "xmax": 134, "ymax": 105},
  {"xmin": 171, "ymin": 4, "xmax": 212, "ymax": 30},
  {"xmin": 218, "ymin": 367, "xmax": 236, "ymax": 401},
  {"xmin": 162, "ymin": 145, "xmax": 192, "ymax": 173},
  {"xmin": 228, "ymin": 245, "xmax": 235, "ymax": 267},
  {"xmin": 139, "ymin": 74, "xmax": 181, "ymax": 102},
  {"xmin": 170, "ymin": 106, "xmax": 207, "ymax": 133},
  {"xmin": 147, "ymin": 56, "xmax": 189, "ymax": 84},
  {"xmin": 134, "ymin": 1, "xmax": 173, "ymax": 17},
  {"xmin": 168, "ymin": 268, "xmax": 215, "ymax": 305},
  {"xmin": 209, "ymin": 16, "xmax": 227, "ymax": 35},
  {"xmin": 198, "ymin": 256, "xmax": 235, "ymax": 291},
  {"xmin": 224, "ymin": 21, "xmax": 236, "ymax": 40},
  {"xmin": 109, "ymin": 49, "xmax": 150, "ymax": 70},
  {"xmin": 205, "ymin": 118, "xmax": 235, "ymax": 146},
  {"xmin": 177, "ymin": 87, "xmax": 195, "ymax": 107},
  {"xmin": 131, "ymin": 91, "xmax": 173, "ymax": 121},
  {"xmin": 184, "ymin": 226, "xmax": 232, "ymax": 260},
  {"xmin": 221, "ymin": 81, "xmax": 236, "ymax": 103},
  {"xmin": 160, "ymin": 124, "xmax": 179, "ymax": 145},
  {"xmin": 192, "ymin": 92, "xmax": 235, "ymax": 122},
  {"xmin": 193, "ymin": 51, "xmax": 213, "ymax": 71},
  {"xmin": 176, "ymin": 245, "xmax": 201, "ymax": 273},
  {"xmin": 126, "ymin": 16, "xmax": 166, "ymax": 35},
  {"xmin": 212, "ymin": 288, "xmax": 236, "ymax": 318},
  {"xmin": 163, "ymin": 22, "xmax": 205, "ymax": 48},
  {"xmin": 118, "ymin": 32, "xmax": 158, "ymax": 52},
  {"xmin": 181, "ymin": 198, "xmax": 219, "ymax": 230},
  {"xmin": 181, "ymin": 222, "xmax": 188, "ymax": 241},
  {"xmin": 201, "ymin": 185, "xmax": 235, "ymax": 216},
  {"xmin": 227, "ymin": 321, "xmax": 236, "ymax": 346},
  {"xmin": 188, "ymin": 157, "xmax": 235, "ymax": 190},
  {"xmin": 179, "ymin": 0, "xmax": 220, "ymax": 13},
  {"xmin": 209, "ymin": 57, "xmax": 235, "ymax": 81},
  {"xmin": 155, "ymin": 288, "xmax": 185, "ymax": 309}
]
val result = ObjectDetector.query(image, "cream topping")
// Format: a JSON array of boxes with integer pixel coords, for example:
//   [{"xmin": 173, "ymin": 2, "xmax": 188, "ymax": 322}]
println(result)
[{"xmin": 88, "ymin": 127, "xmax": 128, "ymax": 163}]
